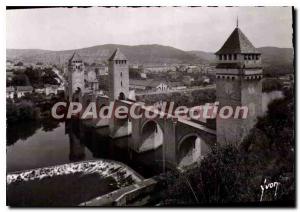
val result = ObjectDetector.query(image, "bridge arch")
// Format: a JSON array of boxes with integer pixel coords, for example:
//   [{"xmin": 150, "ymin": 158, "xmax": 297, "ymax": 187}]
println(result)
[
  {"xmin": 177, "ymin": 133, "xmax": 210, "ymax": 168},
  {"xmin": 139, "ymin": 119, "xmax": 164, "ymax": 152},
  {"xmin": 118, "ymin": 92, "xmax": 125, "ymax": 100}
]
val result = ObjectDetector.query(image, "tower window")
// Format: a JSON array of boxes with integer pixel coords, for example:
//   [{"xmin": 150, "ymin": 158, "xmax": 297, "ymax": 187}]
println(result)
[
  {"xmin": 224, "ymin": 55, "xmax": 227, "ymax": 60},
  {"xmin": 244, "ymin": 55, "xmax": 247, "ymax": 60},
  {"xmin": 121, "ymin": 81, "xmax": 123, "ymax": 87},
  {"xmin": 233, "ymin": 54, "xmax": 237, "ymax": 60},
  {"xmin": 219, "ymin": 55, "xmax": 222, "ymax": 60},
  {"xmin": 228, "ymin": 54, "xmax": 232, "ymax": 60},
  {"xmin": 256, "ymin": 55, "xmax": 259, "ymax": 60},
  {"xmin": 120, "ymin": 72, "xmax": 122, "ymax": 77}
]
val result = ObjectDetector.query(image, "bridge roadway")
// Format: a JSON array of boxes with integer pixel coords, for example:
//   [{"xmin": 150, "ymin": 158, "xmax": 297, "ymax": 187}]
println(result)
[{"xmin": 135, "ymin": 84, "xmax": 216, "ymax": 96}]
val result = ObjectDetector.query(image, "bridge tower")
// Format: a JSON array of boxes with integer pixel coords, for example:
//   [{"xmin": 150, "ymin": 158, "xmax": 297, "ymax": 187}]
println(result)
[
  {"xmin": 66, "ymin": 51, "xmax": 85, "ymax": 102},
  {"xmin": 215, "ymin": 25, "xmax": 263, "ymax": 144},
  {"xmin": 108, "ymin": 48, "xmax": 129, "ymax": 100},
  {"xmin": 108, "ymin": 48, "xmax": 131, "ymax": 138}
]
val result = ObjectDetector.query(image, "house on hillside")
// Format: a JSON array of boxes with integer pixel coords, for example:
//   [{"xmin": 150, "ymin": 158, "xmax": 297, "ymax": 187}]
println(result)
[
  {"xmin": 129, "ymin": 79, "xmax": 170, "ymax": 92},
  {"xmin": 45, "ymin": 84, "xmax": 59, "ymax": 96},
  {"xmin": 169, "ymin": 82, "xmax": 187, "ymax": 90},
  {"xmin": 6, "ymin": 72, "xmax": 15, "ymax": 83},
  {"xmin": 279, "ymin": 74, "xmax": 294, "ymax": 89},
  {"xmin": 85, "ymin": 67, "xmax": 99, "ymax": 92},
  {"xmin": 6, "ymin": 86, "xmax": 15, "ymax": 99},
  {"xmin": 182, "ymin": 75, "xmax": 195, "ymax": 86},
  {"xmin": 16, "ymin": 86, "xmax": 33, "ymax": 98},
  {"xmin": 35, "ymin": 88, "xmax": 45, "ymax": 94}
]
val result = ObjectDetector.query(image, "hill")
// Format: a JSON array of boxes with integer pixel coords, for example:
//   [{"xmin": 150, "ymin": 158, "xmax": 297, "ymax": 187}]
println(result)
[
  {"xmin": 187, "ymin": 50, "xmax": 215, "ymax": 62},
  {"xmin": 258, "ymin": 47, "xmax": 294, "ymax": 76},
  {"xmin": 7, "ymin": 44, "xmax": 203, "ymax": 65},
  {"xmin": 7, "ymin": 45, "xmax": 294, "ymax": 76}
]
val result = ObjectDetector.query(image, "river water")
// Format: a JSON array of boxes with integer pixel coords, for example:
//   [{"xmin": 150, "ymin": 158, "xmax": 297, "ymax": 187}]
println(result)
[{"xmin": 6, "ymin": 119, "xmax": 163, "ymax": 178}]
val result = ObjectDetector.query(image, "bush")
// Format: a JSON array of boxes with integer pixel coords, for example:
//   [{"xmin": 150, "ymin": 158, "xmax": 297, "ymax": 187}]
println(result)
[{"xmin": 7, "ymin": 101, "xmax": 39, "ymax": 124}]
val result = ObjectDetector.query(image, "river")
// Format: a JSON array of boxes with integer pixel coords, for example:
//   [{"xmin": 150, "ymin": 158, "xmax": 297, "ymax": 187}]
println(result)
[{"xmin": 6, "ymin": 119, "xmax": 163, "ymax": 178}]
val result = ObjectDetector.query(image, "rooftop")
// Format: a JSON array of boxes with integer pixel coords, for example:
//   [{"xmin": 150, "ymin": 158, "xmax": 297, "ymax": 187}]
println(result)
[
  {"xmin": 109, "ymin": 48, "xmax": 127, "ymax": 61},
  {"xmin": 130, "ymin": 79, "xmax": 184, "ymax": 88},
  {"xmin": 216, "ymin": 27, "xmax": 259, "ymax": 55},
  {"xmin": 6, "ymin": 86, "xmax": 15, "ymax": 92},
  {"xmin": 69, "ymin": 51, "xmax": 82, "ymax": 62},
  {"xmin": 16, "ymin": 86, "xmax": 33, "ymax": 92}
]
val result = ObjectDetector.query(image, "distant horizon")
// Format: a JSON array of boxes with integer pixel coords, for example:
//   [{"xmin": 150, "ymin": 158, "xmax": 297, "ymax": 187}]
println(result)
[
  {"xmin": 6, "ymin": 7, "xmax": 293, "ymax": 51},
  {"xmin": 6, "ymin": 43, "xmax": 293, "ymax": 53}
]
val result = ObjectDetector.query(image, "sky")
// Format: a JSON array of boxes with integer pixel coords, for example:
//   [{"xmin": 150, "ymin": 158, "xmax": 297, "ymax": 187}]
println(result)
[{"xmin": 6, "ymin": 7, "xmax": 293, "ymax": 52}]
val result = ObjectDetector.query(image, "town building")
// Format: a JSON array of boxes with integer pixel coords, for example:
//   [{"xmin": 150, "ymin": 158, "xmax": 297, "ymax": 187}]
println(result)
[
  {"xmin": 182, "ymin": 75, "xmax": 195, "ymax": 86},
  {"xmin": 6, "ymin": 86, "xmax": 15, "ymax": 99},
  {"xmin": 45, "ymin": 84, "xmax": 59, "ymax": 96},
  {"xmin": 6, "ymin": 72, "xmax": 14, "ymax": 82},
  {"xmin": 129, "ymin": 79, "xmax": 170, "ymax": 92},
  {"xmin": 16, "ymin": 86, "xmax": 33, "ymax": 98}
]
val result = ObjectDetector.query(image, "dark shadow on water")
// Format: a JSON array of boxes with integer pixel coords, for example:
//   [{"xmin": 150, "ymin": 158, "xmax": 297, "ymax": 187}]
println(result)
[
  {"xmin": 67, "ymin": 120, "xmax": 164, "ymax": 178},
  {"xmin": 7, "ymin": 119, "xmax": 164, "ymax": 178}
]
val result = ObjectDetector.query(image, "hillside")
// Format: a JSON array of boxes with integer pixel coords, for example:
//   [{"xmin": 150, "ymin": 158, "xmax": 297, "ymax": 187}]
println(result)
[
  {"xmin": 258, "ymin": 47, "xmax": 294, "ymax": 76},
  {"xmin": 7, "ymin": 45, "xmax": 294, "ymax": 76},
  {"xmin": 7, "ymin": 44, "xmax": 202, "ymax": 65},
  {"xmin": 187, "ymin": 50, "xmax": 215, "ymax": 63}
]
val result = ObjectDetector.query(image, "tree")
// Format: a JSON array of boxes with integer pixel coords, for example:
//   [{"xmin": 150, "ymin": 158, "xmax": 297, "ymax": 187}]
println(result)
[{"xmin": 11, "ymin": 74, "xmax": 30, "ymax": 86}]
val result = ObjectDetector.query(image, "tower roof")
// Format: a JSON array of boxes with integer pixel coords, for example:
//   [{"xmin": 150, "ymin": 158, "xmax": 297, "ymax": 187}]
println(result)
[
  {"xmin": 109, "ymin": 48, "xmax": 127, "ymax": 61},
  {"xmin": 69, "ymin": 51, "xmax": 82, "ymax": 62},
  {"xmin": 216, "ymin": 27, "xmax": 259, "ymax": 55}
]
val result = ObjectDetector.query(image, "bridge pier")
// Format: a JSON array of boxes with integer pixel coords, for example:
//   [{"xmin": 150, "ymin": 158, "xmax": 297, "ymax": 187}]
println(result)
[
  {"xmin": 109, "ymin": 101, "xmax": 132, "ymax": 139},
  {"xmin": 163, "ymin": 117, "xmax": 178, "ymax": 167},
  {"xmin": 130, "ymin": 110, "xmax": 143, "ymax": 152},
  {"xmin": 109, "ymin": 118, "xmax": 132, "ymax": 139}
]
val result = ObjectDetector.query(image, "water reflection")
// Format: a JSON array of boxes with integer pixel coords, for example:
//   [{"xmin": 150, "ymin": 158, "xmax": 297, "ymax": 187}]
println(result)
[
  {"xmin": 7, "ymin": 119, "xmax": 60, "ymax": 146},
  {"xmin": 7, "ymin": 119, "xmax": 164, "ymax": 177}
]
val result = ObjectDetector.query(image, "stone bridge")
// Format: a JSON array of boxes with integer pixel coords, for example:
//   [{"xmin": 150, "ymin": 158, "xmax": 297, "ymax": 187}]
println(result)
[{"xmin": 82, "ymin": 94, "xmax": 216, "ymax": 167}]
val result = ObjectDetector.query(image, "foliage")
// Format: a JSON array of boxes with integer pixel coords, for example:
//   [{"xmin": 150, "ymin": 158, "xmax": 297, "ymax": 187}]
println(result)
[
  {"xmin": 24, "ymin": 67, "xmax": 59, "ymax": 88},
  {"xmin": 262, "ymin": 78, "xmax": 283, "ymax": 93},
  {"xmin": 6, "ymin": 100, "xmax": 39, "ymax": 124},
  {"xmin": 11, "ymin": 74, "xmax": 30, "ymax": 86}
]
